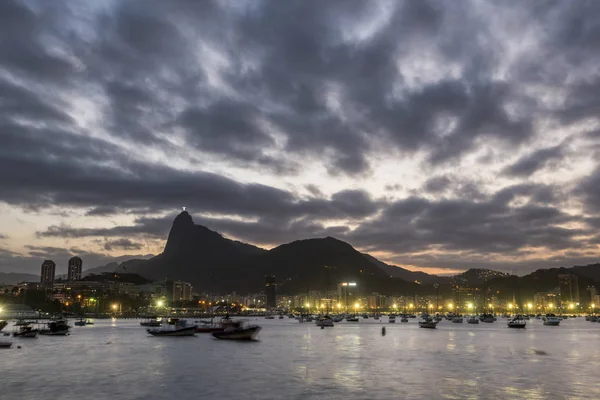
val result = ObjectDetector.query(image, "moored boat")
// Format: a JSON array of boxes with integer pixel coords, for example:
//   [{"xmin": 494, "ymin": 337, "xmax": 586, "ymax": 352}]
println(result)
[
  {"xmin": 0, "ymin": 320, "xmax": 7, "ymax": 332},
  {"xmin": 315, "ymin": 315, "xmax": 334, "ymax": 327},
  {"xmin": 507, "ymin": 315, "xmax": 526, "ymax": 329},
  {"xmin": 543, "ymin": 315, "xmax": 561, "ymax": 326},
  {"xmin": 467, "ymin": 316, "xmax": 479, "ymax": 324},
  {"xmin": 39, "ymin": 319, "xmax": 70, "ymax": 336},
  {"xmin": 389, "ymin": 316, "xmax": 396, "ymax": 323},
  {"xmin": 419, "ymin": 314, "xmax": 438, "ymax": 329},
  {"xmin": 452, "ymin": 317, "xmax": 464, "ymax": 323},
  {"xmin": 0, "ymin": 340, "xmax": 12, "ymax": 348},
  {"xmin": 13, "ymin": 323, "xmax": 38, "ymax": 338},
  {"xmin": 147, "ymin": 319, "xmax": 196, "ymax": 336},
  {"xmin": 212, "ymin": 320, "xmax": 262, "ymax": 341}
]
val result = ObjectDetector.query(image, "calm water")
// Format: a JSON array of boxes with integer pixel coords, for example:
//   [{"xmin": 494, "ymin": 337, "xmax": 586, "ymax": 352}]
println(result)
[{"xmin": 1, "ymin": 317, "xmax": 599, "ymax": 400}]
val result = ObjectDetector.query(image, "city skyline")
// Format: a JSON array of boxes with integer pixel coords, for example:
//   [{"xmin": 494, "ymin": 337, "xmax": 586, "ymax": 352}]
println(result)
[{"xmin": 3, "ymin": 1, "xmax": 600, "ymax": 276}]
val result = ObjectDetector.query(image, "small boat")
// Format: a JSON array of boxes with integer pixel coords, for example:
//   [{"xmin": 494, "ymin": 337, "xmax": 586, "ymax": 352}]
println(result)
[
  {"xmin": 39, "ymin": 319, "xmax": 70, "ymax": 336},
  {"xmin": 315, "ymin": 316, "xmax": 334, "ymax": 327},
  {"xmin": 13, "ymin": 323, "xmax": 38, "ymax": 338},
  {"xmin": 389, "ymin": 316, "xmax": 396, "ymax": 323},
  {"xmin": 278, "ymin": 315, "xmax": 284, "ymax": 319},
  {"xmin": 400, "ymin": 317, "xmax": 409, "ymax": 323},
  {"xmin": 419, "ymin": 315, "xmax": 438, "ymax": 329},
  {"xmin": 264, "ymin": 315, "xmax": 275, "ymax": 320},
  {"xmin": 140, "ymin": 317, "xmax": 161, "ymax": 327},
  {"xmin": 452, "ymin": 317, "xmax": 464, "ymax": 323},
  {"xmin": 543, "ymin": 315, "xmax": 561, "ymax": 326},
  {"xmin": 480, "ymin": 314, "xmax": 495, "ymax": 323},
  {"xmin": 85, "ymin": 320, "xmax": 94, "ymax": 325},
  {"xmin": 467, "ymin": 317, "xmax": 479, "ymax": 324},
  {"xmin": 74, "ymin": 318, "xmax": 86, "ymax": 327},
  {"xmin": 507, "ymin": 315, "xmax": 526, "ymax": 329},
  {"xmin": 212, "ymin": 320, "xmax": 262, "ymax": 341},
  {"xmin": 345, "ymin": 316, "xmax": 360, "ymax": 322},
  {"xmin": 147, "ymin": 319, "xmax": 196, "ymax": 337},
  {"xmin": 0, "ymin": 340, "xmax": 12, "ymax": 348}
]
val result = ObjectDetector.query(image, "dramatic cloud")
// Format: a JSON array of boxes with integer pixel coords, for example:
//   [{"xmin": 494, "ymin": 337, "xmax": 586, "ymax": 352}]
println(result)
[{"xmin": 1, "ymin": 0, "xmax": 600, "ymax": 275}]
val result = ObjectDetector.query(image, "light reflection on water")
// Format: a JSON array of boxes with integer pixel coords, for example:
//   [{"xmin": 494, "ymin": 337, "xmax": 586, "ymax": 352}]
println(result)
[{"xmin": 1, "ymin": 318, "xmax": 600, "ymax": 399}]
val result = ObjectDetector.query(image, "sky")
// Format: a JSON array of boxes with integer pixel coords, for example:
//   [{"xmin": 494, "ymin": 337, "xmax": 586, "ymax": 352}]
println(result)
[{"xmin": 2, "ymin": 0, "xmax": 600, "ymax": 276}]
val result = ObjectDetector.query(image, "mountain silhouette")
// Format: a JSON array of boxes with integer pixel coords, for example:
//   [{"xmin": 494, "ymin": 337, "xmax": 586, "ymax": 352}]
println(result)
[{"xmin": 127, "ymin": 211, "xmax": 266, "ymax": 291}]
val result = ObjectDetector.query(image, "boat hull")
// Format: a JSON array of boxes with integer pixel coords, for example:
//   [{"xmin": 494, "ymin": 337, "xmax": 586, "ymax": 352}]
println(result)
[
  {"xmin": 196, "ymin": 326, "xmax": 225, "ymax": 333},
  {"xmin": 14, "ymin": 331, "xmax": 38, "ymax": 338},
  {"xmin": 0, "ymin": 341, "xmax": 12, "ymax": 348},
  {"xmin": 39, "ymin": 329, "xmax": 69, "ymax": 336},
  {"xmin": 147, "ymin": 326, "xmax": 196, "ymax": 336},
  {"xmin": 543, "ymin": 321, "xmax": 560, "ymax": 326},
  {"xmin": 419, "ymin": 322, "xmax": 438, "ymax": 329},
  {"xmin": 212, "ymin": 326, "xmax": 262, "ymax": 341}
]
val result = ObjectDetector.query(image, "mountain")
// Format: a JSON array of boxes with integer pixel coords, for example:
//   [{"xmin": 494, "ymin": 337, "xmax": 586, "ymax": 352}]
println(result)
[
  {"xmin": 236, "ymin": 237, "xmax": 409, "ymax": 294},
  {"xmin": 452, "ymin": 268, "xmax": 509, "ymax": 285},
  {"xmin": 363, "ymin": 254, "xmax": 448, "ymax": 284},
  {"xmin": 126, "ymin": 211, "xmax": 267, "ymax": 290},
  {"xmin": 0, "ymin": 272, "xmax": 39, "ymax": 285},
  {"xmin": 569, "ymin": 263, "xmax": 600, "ymax": 282},
  {"xmin": 83, "ymin": 262, "xmax": 119, "ymax": 276}
]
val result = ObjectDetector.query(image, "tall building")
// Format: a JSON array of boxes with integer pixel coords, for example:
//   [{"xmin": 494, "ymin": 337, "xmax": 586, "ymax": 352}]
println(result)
[
  {"xmin": 67, "ymin": 256, "xmax": 83, "ymax": 281},
  {"xmin": 40, "ymin": 260, "xmax": 56, "ymax": 283},
  {"xmin": 558, "ymin": 274, "xmax": 580, "ymax": 306},
  {"xmin": 265, "ymin": 275, "xmax": 276, "ymax": 309},
  {"xmin": 167, "ymin": 280, "xmax": 192, "ymax": 302}
]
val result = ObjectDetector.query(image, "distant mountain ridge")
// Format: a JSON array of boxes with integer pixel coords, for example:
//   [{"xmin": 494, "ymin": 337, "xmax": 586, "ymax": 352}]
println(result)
[{"xmin": 362, "ymin": 254, "xmax": 447, "ymax": 284}]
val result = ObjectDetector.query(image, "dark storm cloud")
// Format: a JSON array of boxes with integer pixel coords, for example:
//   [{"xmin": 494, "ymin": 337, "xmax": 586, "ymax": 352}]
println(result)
[
  {"xmin": 2, "ymin": 0, "xmax": 600, "ymax": 275},
  {"xmin": 502, "ymin": 145, "xmax": 565, "ymax": 177}
]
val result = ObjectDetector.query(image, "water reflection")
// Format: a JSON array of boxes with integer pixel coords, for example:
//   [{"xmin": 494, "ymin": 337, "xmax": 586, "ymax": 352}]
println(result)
[{"xmin": 1, "ymin": 318, "xmax": 600, "ymax": 399}]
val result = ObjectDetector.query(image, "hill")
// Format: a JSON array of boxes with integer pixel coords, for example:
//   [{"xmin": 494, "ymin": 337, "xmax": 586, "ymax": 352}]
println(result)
[
  {"xmin": 0, "ymin": 272, "xmax": 39, "ymax": 285},
  {"xmin": 452, "ymin": 268, "xmax": 509, "ymax": 285},
  {"xmin": 363, "ymin": 254, "xmax": 448, "ymax": 284},
  {"xmin": 126, "ymin": 211, "xmax": 267, "ymax": 290}
]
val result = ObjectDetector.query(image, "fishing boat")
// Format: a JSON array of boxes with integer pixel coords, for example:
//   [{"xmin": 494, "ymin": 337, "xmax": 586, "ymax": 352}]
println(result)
[
  {"xmin": 39, "ymin": 319, "xmax": 70, "ymax": 336},
  {"xmin": 147, "ymin": 319, "xmax": 196, "ymax": 336},
  {"xmin": 507, "ymin": 315, "xmax": 526, "ymax": 329},
  {"xmin": 315, "ymin": 315, "xmax": 334, "ymax": 327},
  {"xmin": 13, "ymin": 323, "xmax": 38, "ymax": 338},
  {"xmin": 195, "ymin": 317, "xmax": 238, "ymax": 333},
  {"xmin": 212, "ymin": 320, "xmax": 262, "ymax": 341}
]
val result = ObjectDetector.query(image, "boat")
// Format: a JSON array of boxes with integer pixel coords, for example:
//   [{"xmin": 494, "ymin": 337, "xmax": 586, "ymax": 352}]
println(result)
[
  {"xmin": 13, "ymin": 323, "xmax": 38, "ymax": 338},
  {"xmin": 419, "ymin": 314, "xmax": 438, "ymax": 329},
  {"xmin": 264, "ymin": 315, "xmax": 275, "ymax": 320},
  {"xmin": 345, "ymin": 316, "xmax": 360, "ymax": 322},
  {"xmin": 0, "ymin": 320, "xmax": 7, "ymax": 332},
  {"xmin": 196, "ymin": 317, "xmax": 239, "ymax": 333},
  {"xmin": 315, "ymin": 315, "xmax": 334, "ymax": 327},
  {"xmin": 452, "ymin": 317, "xmax": 464, "ymax": 323},
  {"xmin": 467, "ymin": 316, "xmax": 479, "ymax": 324},
  {"xmin": 212, "ymin": 320, "xmax": 262, "ymax": 341},
  {"xmin": 0, "ymin": 341, "xmax": 12, "ymax": 348},
  {"xmin": 278, "ymin": 315, "xmax": 284, "ymax": 319},
  {"xmin": 389, "ymin": 316, "xmax": 396, "ymax": 323},
  {"xmin": 507, "ymin": 315, "xmax": 526, "ymax": 329},
  {"xmin": 543, "ymin": 315, "xmax": 561, "ymax": 326},
  {"xmin": 480, "ymin": 314, "xmax": 495, "ymax": 323},
  {"xmin": 74, "ymin": 318, "xmax": 86, "ymax": 327},
  {"xmin": 147, "ymin": 319, "xmax": 196, "ymax": 336},
  {"xmin": 39, "ymin": 319, "xmax": 70, "ymax": 336},
  {"xmin": 85, "ymin": 319, "xmax": 94, "ymax": 325},
  {"xmin": 400, "ymin": 317, "xmax": 409, "ymax": 323}
]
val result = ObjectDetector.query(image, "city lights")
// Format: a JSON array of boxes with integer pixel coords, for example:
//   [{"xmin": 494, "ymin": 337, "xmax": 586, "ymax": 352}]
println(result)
[
  {"xmin": 467, "ymin": 302, "xmax": 473, "ymax": 310},
  {"xmin": 157, "ymin": 300, "xmax": 164, "ymax": 307},
  {"xmin": 527, "ymin": 303, "xmax": 533, "ymax": 310}
]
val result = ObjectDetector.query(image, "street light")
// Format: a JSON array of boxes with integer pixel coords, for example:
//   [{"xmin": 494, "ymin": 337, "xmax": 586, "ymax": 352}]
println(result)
[
  {"xmin": 157, "ymin": 300, "xmax": 164, "ymax": 308},
  {"xmin": 467, "ymin": 302, "xmax": 473, "ymax": 310}
]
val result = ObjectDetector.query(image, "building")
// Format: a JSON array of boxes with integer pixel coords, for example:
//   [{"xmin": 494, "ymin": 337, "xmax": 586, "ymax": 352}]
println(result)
[
  {"xmin": 67, "ymin": 256, "xmax": 83, "ymax": 281},
  {"xmin": 40, "ymin": 260, "xmax": 56, "ymax": 283},
  {"xmin": 558, "ymin": 274, "xmax": 580, "ymax": 306},
  {"xmin": 265, "ymin": 275, "xmax": 276, "ymax": 309},
  {"xmin": 167, "ymin": 281, "xmax": 193, "ymax": 302},
  {"xmin": 0, "ymin": 304, "xmax": 37, "ymax": 318}
]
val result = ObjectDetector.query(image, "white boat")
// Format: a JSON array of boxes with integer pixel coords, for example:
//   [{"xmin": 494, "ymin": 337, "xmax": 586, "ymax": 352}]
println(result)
[
  {"xmin": 315, "ymin": 316, "xmax": 334, "ymax": 327},
  {"xmin": 212, "ymin": 320, "xmax": 262, "ymax": 341},
  {"xmin": 507, "ymin": 315, "xmax": 526, "ymax": 329},
  {"xmin": 147, "ymin": 319, "xmax": 196, "ymax": 336},
  {"xmin": 345, "ymin": 316, "xmax": 360, "ymax": 322},
  {"xmin": 467, "ymin": 316, "xmax": 479, "ymax": 324}
]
